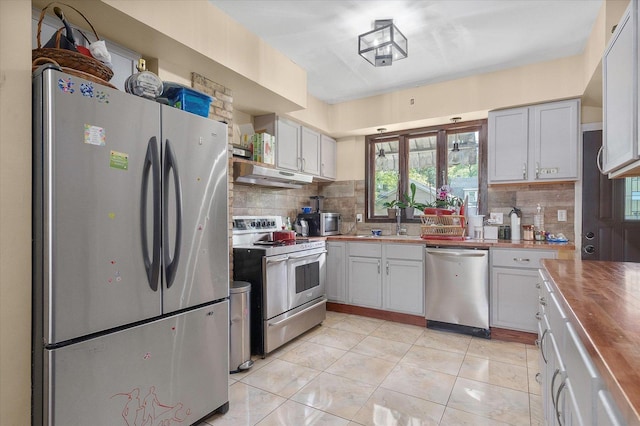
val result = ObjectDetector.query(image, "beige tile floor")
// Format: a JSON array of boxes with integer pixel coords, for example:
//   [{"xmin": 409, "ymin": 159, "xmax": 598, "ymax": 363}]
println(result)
[{"xmin": 202, "ymin": 311, "xmax": 543, "ymax": 426}]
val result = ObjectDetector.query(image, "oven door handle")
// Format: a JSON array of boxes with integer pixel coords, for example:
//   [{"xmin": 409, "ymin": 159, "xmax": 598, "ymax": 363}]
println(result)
[
  {"xmin": 265, "ymin": 256, "xmax": 289, "ymax": 264},
  {"xmin": 287, "ymin": 250, "xmax": 327, "ymax": 260}
]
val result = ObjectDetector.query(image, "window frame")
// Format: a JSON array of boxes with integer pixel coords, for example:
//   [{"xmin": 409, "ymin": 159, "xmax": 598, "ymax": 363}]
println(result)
[{"xmin": 365, "ymin": 119, "xmax": 488, "ymax": 222}]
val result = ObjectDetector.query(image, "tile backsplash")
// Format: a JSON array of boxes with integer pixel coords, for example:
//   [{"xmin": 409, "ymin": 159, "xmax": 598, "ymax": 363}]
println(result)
[{"xmin": 232, "ymin": 180, "xmax": 575, "ymax": 241}]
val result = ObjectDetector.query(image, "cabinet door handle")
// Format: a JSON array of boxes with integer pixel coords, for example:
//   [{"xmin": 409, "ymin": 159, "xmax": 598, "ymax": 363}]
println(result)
[
  {"xmin": 539, "ymin": 329, "xmax": 549, "ymax": 364},
  {"xmin": 555, "ymin": 380, "xmax": 567, "ymax": 426},
  {"xmin": 386, "ymin": 261, "xmax": 389, "ymax": 275},
  {"xmin": 536, "ymin": 282, "xmax": 541, "ymax": 289},
  {"xmin": 377, "ymin": 260, "xmax": 380, "ymax": 274},
  {"xmin": 535, "ymin": 372, "xmax": 542, "ymax": 385},
  {"xmin": 535, "ymin": 162, "xmax": 540, "ymax": 179},
  {"xmin": 550, "ymin": 368, "xmax": 561, "ymax": 410},
  {"xmin": 535, "ymin": 312, "xmax": 542, "ymax": 321},
  {"xmin": 523, "ymin": 162, "xmax": 527, "ymax": 179},
  {"xmin": 301, "ymin": 157, "xmax": 306, "ymax": 172},
  {"xmin": 596, "ymin": 145, "xmax": 605, "ymax": 174},
  {"xmin": 539, "ymin": 296, "xmax": 546, "ymax": 306}
]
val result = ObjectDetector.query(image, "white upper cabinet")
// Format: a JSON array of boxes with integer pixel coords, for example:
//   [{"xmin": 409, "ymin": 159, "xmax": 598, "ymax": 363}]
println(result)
[
  {"xmin": 254, "ymin": 113, "xmax": 336, "ymax": 180},
  {"xmin": 530, "ymin": 100, "xmax": 580, "ymax": 181},
  {"xmin": 603, "ymin": 1, "xmax": 639, "ymax": 178},
  {"xmin": 300, "ymin": 126, "xmax": 321, "ymax": 175},
  {"xmin": 488, "ymin": 107, "xmax": 529, "ymax": 182},
  {"xmin": 275, "ymin": 117, "xmax": 301, "ymax": 172},
  {"xmin": 488, "ymin": 99, "xmax": 580, "ymax": 183},
  {"xmin": 320, "ymin": 134, "xmax": 337, "ymax": 180}
]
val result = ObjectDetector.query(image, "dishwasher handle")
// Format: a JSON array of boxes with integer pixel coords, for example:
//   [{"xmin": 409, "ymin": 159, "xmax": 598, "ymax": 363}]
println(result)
[{"xmin": 425, "ymin": 249, "xmax": 487, "ymax": 258}]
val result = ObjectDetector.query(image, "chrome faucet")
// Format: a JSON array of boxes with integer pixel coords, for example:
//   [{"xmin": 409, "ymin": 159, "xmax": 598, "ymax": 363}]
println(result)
[{"xmin": 396, "ymin": 208, "xmax": 401, "ymax": 235}]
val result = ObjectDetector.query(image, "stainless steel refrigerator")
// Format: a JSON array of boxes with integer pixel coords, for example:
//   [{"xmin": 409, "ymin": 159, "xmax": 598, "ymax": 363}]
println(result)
[{"xmin": 32, "ymin": 66, "xmax": 229, "ymax": 425}]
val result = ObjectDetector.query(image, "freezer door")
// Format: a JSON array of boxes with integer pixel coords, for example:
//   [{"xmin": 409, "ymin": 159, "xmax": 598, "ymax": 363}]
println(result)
[
  {"xmin": 160, "ymin": 106, "xmax": 229, "ymax": 313},
  {"xmin": 34, "ymin": 69, "xmax": 162, "ymax": 344},
  {"xmin": 39, "ymin": 301, "xmax": 229, "ymax": 426}
]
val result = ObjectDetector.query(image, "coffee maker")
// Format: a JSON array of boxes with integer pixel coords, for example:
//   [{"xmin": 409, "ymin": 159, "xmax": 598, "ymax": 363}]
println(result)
[{"xmin": 309, "ymin": 195, "xmax": 324, "ymax": 212}]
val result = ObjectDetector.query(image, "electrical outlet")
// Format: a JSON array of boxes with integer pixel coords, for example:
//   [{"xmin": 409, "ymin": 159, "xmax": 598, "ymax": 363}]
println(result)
[
  {"xmin": 489, "ymin": 212, "xmax": 504, "ymax": 224},
  {"xmin": 558, "ymin": 210, "xmax": 567, "ymax": 222},
  {"xmin": 356, "ymin": 213, "xmax": 363, "ymax": 223}
]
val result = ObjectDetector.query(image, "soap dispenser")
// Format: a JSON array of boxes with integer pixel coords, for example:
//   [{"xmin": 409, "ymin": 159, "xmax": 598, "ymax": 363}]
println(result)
[{"xmin": 509, "ymin": 207, "xmax": 522, "ymax": 242}]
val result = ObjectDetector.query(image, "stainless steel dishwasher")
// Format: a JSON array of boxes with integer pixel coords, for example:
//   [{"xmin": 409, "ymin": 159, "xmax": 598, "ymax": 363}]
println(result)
[{"xmin": 424, "ymin": 247, "xmax": 490, "ymax": 338}]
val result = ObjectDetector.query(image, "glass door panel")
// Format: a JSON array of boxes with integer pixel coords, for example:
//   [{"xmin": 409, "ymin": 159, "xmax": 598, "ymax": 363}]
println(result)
[{"xmin": 373, "ymin": 140, "xmax": 400, "ymax": 216}]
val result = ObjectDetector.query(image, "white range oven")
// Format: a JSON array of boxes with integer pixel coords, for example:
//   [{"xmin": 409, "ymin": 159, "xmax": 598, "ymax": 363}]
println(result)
[{"xmin": 232, "ymin": 216, "xmax": 326, "ymax": 356}]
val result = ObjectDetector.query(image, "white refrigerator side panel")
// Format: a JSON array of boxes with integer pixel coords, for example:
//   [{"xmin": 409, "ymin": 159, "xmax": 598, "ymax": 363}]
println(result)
[
  {"xmin": 161, "ymin": 107, "xmax": 229, "ymax": 313},
  {"xmin": 45, "ymin": 302, "xmax": 229, "ymax": 426},
  {"xmin": 38, "ymin": 69, "xmax": 162, "ymax": 344}
]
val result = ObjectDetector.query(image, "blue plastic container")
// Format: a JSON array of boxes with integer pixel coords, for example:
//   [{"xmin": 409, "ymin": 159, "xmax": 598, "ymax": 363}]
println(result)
[{"xmin": 163, "ymin": 83, "xmax": 213, "ymax": 117}]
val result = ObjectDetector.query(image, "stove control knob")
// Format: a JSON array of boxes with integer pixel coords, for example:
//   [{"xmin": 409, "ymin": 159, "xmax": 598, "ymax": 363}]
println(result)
[{"xmin": 250, "ymin": 221, "xmax": 256, "ymax": 228}]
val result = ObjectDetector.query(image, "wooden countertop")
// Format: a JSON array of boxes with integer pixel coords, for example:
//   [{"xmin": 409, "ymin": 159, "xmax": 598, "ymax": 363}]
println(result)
[
  {"xmin": 541, "ymin": 259, "xmax": 640, "ymax": 425},
  {"xmin": 326, "ymin": 235, "xmax": 575, "ymax": 252}
]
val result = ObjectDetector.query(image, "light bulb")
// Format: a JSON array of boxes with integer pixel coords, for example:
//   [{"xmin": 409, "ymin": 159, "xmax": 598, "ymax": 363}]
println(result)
[
  {"xmin": 449, "ymin": 142, "xmax": 461, "ymax": 165},
  {"xmin": 376, "ymin": 148, "xmax": 386, "ymax": 170}
]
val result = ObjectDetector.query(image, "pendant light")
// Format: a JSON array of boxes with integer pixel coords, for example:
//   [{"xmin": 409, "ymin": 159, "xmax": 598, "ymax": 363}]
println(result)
[
  {"xmin": 449, "ymin": 117, "xmax": 462, "ymax": 165},
  {"xmin": 375, "ymin": 128, "xmax": 387, "ymax": 170}
]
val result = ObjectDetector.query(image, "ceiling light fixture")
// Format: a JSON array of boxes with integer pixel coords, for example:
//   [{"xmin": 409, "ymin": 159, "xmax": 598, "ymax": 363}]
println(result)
[{"xmin": 359, "ymin": 19, "xmax": 408, "ymax": 67}]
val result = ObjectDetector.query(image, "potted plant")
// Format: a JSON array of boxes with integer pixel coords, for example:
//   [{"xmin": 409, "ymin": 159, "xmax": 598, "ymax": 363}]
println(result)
[
  {"xmin": 424, "ymin": 185, "xmax": 463, "ymax": 216},
  {"xmin": 382, "ymin": 199, "xmax": 401, "ymax": 219},
  {"xmin": 400, "ymin": 183, "xmax": 428, "ymax": 219}
]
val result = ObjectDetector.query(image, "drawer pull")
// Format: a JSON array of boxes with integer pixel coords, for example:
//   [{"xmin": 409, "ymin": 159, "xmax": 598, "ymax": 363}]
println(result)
[
  {"xmin": 513, "ymin": 257, "xmax": 531, "ymax": 262},
  {"xmin": 536, "ymin": 282, "xmax": 541, "ymax": 289},
  {"xmin": 539, "ymin": 296, "xmax": 546, "ymax": 306},
  {"xmin": 535, "ymin": 312, "xmax": 542, "ymax": 320}
]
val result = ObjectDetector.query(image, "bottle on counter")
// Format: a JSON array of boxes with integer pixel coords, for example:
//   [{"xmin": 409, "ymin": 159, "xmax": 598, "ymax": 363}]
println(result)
[
  {"xmin": 534, "ymin": 204, "xmax": 545, "ymax": 240},
  {"xmin": 509, "ymin": 207, "xmax": 522, "ymax": 242}
]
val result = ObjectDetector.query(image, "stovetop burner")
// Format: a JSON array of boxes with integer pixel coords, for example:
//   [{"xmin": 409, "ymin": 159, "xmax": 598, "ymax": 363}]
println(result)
[
  {"xmin": 253, "ymin": 238, "xmax": 310, "ymax": 247},
  {"xmin": 232, "ymin": 215, "xmax": 324, "ymax": 256}
]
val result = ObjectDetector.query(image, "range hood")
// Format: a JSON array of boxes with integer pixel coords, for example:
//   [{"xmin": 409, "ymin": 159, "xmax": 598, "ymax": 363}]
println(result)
[{"xmin": 233, "ymin": 162, "xmax": 313, "ymax": 189}]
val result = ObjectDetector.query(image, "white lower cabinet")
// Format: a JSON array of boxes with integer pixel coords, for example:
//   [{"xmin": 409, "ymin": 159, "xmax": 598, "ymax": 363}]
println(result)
[
  {"xmin": 538, "ymin": 269, "xmax": 625, "ymax": 426},
  {"xmin": 596, "ymin": 389, "xmax": 625, "ymax": 426},
  {"xmin": 347, "ymin": 242, "xmax": 383, "ymax": 308},
  {"xmin": 490, "ymin": 248, "xmax": 556, "ymax": 332},
  {"xmin": 383, "ymin": 245, "xmax": 424, "ymax": 316},
  {"xmin": 346, "ymin": 242, "xmax": 424, "ymax": 315},
  {"xmin": 326, "ymin": 242, "xmax": 346, "ymax": 303}
]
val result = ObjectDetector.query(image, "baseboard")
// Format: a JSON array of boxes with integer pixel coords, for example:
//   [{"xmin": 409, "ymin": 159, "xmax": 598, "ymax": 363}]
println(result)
[
  {"xmin": 326, "ymin": 302, "xmax": 538, "ymax": 345},
  {"xmin": 326, "ymin": 302, "xmax": 425, "ymax": 327}
]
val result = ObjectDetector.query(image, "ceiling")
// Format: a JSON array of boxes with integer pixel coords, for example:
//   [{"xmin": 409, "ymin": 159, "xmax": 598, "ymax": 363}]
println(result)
[{"xmin": 210, "ymin": 0, "xmax": 603, "ymax": 105}]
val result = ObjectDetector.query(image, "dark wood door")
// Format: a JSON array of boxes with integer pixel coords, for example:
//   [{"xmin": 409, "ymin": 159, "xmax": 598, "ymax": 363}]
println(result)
[{"xmin": 582, "ymin": 130, "xmax": 640, "ymax": 261}]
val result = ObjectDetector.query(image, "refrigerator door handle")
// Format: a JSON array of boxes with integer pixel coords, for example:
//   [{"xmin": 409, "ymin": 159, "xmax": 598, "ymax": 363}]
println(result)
[
  {"xmin": 163, "ymin": 139, "xmax": 183, "ymax": 289},
  {"xmin": 141, "ymin": 137, "xmax": 161, "ymax": 291}
]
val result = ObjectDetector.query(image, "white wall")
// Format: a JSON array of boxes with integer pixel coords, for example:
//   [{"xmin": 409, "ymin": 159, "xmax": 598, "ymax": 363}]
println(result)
[{"xmin": 0, "ymin": 2, "xmax": 33, "ymax": 424}]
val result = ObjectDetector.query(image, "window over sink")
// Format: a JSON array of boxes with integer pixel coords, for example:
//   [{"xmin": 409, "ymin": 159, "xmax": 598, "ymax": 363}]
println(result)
[{"xmin": 365, "ymin": 119, "xmax": 487, "ymax": 221}]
